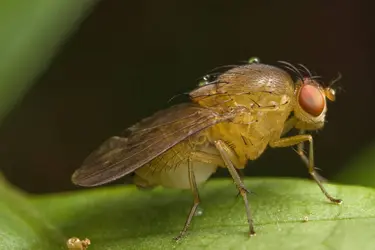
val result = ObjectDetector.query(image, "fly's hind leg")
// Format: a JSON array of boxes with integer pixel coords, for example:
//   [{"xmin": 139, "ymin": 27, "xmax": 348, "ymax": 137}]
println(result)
[
  {"xmin": 214, "ymin": 140, "xmax": 256, "ymax": 236},
  {"xmin": 174, "ymin": 158, "xmax": 200, "ymax": 241},
  {"xmin": 269, "ymin": 135, "xmax": 342, "ymax": 204}
]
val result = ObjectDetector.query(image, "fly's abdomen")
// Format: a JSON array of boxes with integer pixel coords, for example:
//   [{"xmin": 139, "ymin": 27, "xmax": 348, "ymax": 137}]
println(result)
[{"xmin": 134, "ymin": 137, "xmax": 218, "ymax": 189}]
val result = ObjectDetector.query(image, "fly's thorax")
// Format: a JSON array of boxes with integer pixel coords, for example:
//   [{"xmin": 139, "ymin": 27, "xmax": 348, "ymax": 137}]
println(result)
[
  {"xmin": 206, "ymin": 104, "xmax": 291, "ymax": 163},
  {"xmin": 230, "ymin": 91, "xmax": 293, "ymax": 133},
  {"xmin": 216, "ymin": 64, "xmax": 295, "ymax": 96},
  {"xmin": 189, "ymin": 63, "xmax": 294, "ymax": 110},
  {"xmin": 203, "ymin": 88, "xmax": 293, "ymax": 162}
]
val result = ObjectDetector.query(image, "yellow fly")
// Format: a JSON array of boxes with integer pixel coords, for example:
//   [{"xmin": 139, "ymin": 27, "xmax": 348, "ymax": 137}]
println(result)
[{"xmin": 71, "ymin": 58, "xmax": 341, "ymax": 240}]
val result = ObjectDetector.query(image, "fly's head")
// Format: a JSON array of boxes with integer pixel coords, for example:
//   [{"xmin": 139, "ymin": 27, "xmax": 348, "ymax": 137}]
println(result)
[{"xmin": 293, "ymin": 77, "xmax": 337, "ymax": 131}]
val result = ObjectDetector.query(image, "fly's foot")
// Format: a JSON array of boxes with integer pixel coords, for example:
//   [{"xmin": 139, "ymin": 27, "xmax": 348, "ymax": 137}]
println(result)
[
  {"xmin": 173, "ymin": 232, "xmax": 186, "ymax": 242},
  {"xmin": 248, "ymin": 220, "xmax": 256, "ymax": 237},
  {"xmin": 331, "ymin": 198, "xmax": 343, "ymax": 205},
  {"xmin": 322, "ymin": 191, "xmax": 343, "ymax": 205}
]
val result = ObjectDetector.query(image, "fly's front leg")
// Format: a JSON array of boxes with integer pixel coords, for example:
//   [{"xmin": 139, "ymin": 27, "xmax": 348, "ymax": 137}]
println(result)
[
  {"xmin": 174, "ymin": 158, "xmax": 200, "ymax": 241},
  {"xmin": 269, "ymin": 135, "xmax": 342, "ymax": 204},
  {"xmin": 214, "ymin": 140, "xmax": 256, "ymax": 236},
  {"xmin": 296, "ymin": 130, "xmax": 309, "ymax": 166},
  {"xmin": 296, "ymin": 130, "xmax": 326, "ymax": 182},
  {"xmin": 280, "ymin": 120, "xmax": 326, "ymax": 182}
]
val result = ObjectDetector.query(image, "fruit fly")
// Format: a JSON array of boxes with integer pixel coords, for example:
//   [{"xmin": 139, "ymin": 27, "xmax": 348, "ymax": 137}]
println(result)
[{"xmin": 71, "ymin": 58, "xmax": 342, "ymax": 240}]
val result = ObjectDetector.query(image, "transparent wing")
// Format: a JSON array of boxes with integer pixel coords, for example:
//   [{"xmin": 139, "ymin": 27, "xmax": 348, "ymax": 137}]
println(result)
[{"xmin": 72, "ymin": 103, "xmax": 233, "ymax": 187}]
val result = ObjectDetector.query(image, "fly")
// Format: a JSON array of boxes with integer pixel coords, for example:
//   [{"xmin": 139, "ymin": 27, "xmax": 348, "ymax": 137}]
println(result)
[{"xmin": 71, "ymin": 58, "xmax": 342, "ymax": 240}]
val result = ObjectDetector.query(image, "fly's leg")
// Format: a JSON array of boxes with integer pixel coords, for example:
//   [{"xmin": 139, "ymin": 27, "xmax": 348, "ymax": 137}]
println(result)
[
  {"xmin": 295, "ymin": 140, "xmax": 324, "ymax": 181},
  {"xmin": 269, "ymin": 135, "xmax": 342, "ymax": 204},
  {"xmin": 281, "ymin": 123, "xmax": 326, "ymax": 182},
  {"xmin": 235, "ymin": 169, "xmax": 249, "ymax": 198},
  {"xmin": 295, "ymin": 131, "xmax": 326, "ymax": 182},
  {"xmin": 280, "ymin": 118, "xmax": 329, "ymax": 181},
  {"xmin": 297, "ymin": 140, "xmax": 308, "ymax": 166},
  {"xmin": 214, "ymin": 140, "xmax": 256, "ymax": 236},
  {"xmin": 296, "ymin": 130, "xmax": 309, "ymax": 166},
  {"xmin": 176, "ymin": 149, "xmax": 253, "ymax": 239},
  {"xmin": 191, "ymin": 151, "xmax": 248, "ymax": 197},
  {"xmin": 174, "ymin": 158, "xmax": 200, "ymax": 241},
  {"xmin": 174, "ymin": 151, "xmax": 223, "ymax": 241}
]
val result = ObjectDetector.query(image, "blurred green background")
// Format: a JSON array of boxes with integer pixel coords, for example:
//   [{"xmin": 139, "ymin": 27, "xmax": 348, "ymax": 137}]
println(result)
[{"xmin": 0, "ymin": 0, "xmax": 374, "ymax": 194}]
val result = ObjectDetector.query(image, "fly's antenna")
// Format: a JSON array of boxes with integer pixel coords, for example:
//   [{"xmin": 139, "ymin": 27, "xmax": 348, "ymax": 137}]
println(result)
[
  {"xmin": 328, "ymin": 72, "xmax": 342, "ymax": 88},
  {"xmin": 327, "ymin": 72, "xmax": 345, "ymax": 94},
  {"xmin": 277, "ymin": 61, "xmax": 304, "ymax": 81}
]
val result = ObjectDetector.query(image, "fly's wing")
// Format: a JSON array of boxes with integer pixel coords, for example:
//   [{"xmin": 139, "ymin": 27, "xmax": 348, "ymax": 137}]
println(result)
[{"xmin": 72, "ymin": 103, "xmax": 233, "ymax": 187}]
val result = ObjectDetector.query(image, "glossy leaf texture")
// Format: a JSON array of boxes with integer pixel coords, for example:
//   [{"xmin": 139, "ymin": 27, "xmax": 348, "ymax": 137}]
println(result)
[{"xmin": 1, "ymin": 177, "xmax": 375, "ymax": 250}]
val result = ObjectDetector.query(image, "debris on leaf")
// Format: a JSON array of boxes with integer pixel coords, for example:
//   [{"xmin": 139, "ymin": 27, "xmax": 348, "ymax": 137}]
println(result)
[
  {"xmin": 302, "ymin": 216, "xmax": 309, "ymax": 222},
  {"xmin": 66, "ymin": 237, "xmax": 91, "ymax": 250}
]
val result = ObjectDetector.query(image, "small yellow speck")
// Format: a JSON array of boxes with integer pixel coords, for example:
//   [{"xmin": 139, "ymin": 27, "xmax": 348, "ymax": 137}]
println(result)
[{"xmin": 66, "ymin": 237, "xmax": 91, "ymax": 250}]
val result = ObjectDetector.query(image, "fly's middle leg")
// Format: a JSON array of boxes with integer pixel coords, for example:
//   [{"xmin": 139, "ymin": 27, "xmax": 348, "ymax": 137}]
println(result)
[
  {"xmin": 178, "ymin": 147, "xmax": 255, "ymax": 238},
  {"xmin": 191, "ymin": 151, "xmax": 248, "ymax": 197},
  {"xmin": 214, "ymin": 140, "xmax": 256, "ymax": 236},
  {"xmin": 269, "ymin": 135, "xmax": 342, "ymax": 204}
]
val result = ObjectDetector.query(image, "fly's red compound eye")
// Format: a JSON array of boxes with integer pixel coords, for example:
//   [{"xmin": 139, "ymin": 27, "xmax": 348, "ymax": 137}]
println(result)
[{"xmin": 298, "ymin": 84, "xmax": 325, "ymax": 116}]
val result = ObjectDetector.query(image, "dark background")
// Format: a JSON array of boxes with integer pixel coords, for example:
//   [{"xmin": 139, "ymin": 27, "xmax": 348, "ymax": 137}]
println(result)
[{"xmin": 0, "ymin": 0, "xmax": 374, "ymax": 194}]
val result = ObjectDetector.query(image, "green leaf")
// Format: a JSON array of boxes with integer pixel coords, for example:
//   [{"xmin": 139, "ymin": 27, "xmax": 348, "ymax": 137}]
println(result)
[
  {"xmin": 14, "ymin": 178, "xmax": 374, "ymax": 250},
  {"xmin": 0, "ymin": 178, "xmax": 64, "ymax": 249},
  {"xmin": 0, "ymin": 0, "xmax": 98, "ymax": 123},
  {"xmin": 335, "ymin": 143, "xmax": 375, "ymax": 188},
  {"xmin": 2, "ymin": 178, "xmax": 375, "ymax": 249}
]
